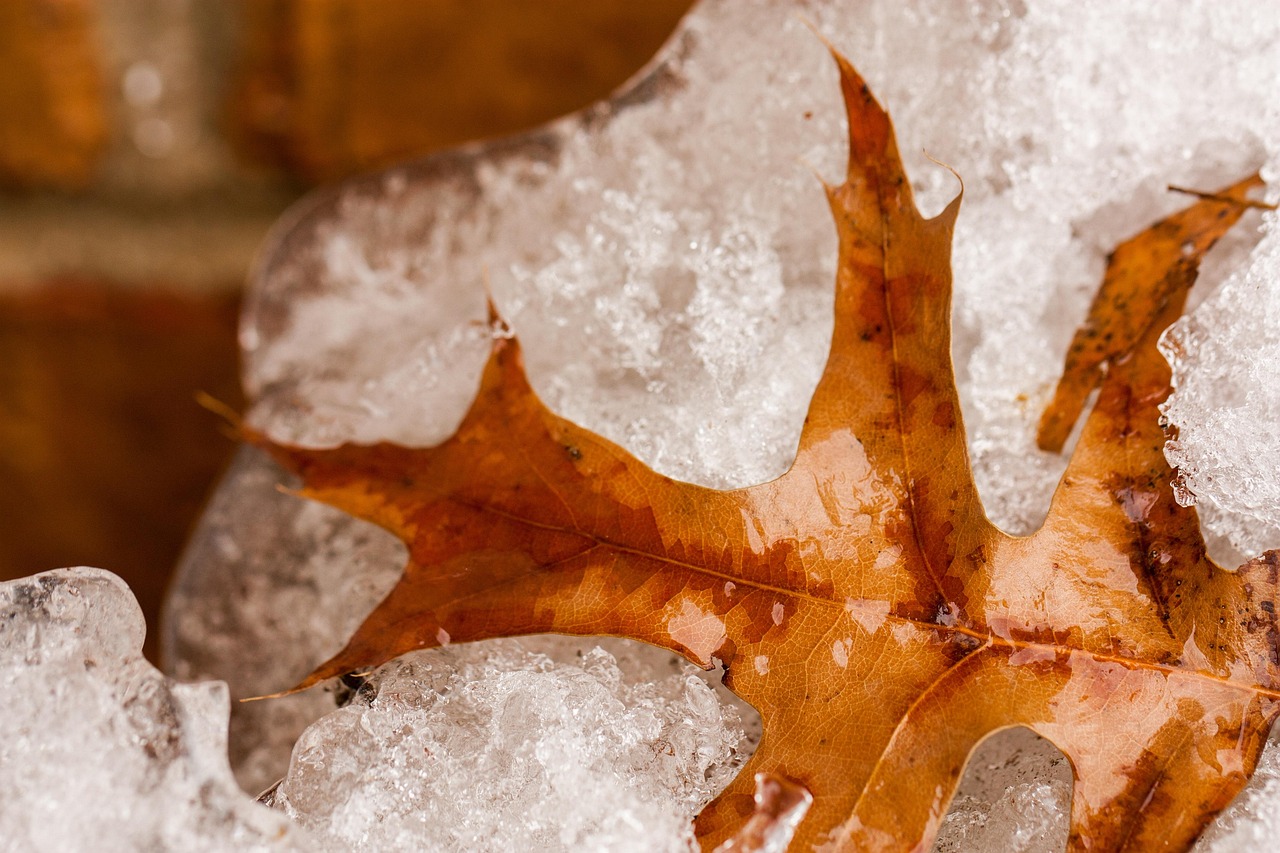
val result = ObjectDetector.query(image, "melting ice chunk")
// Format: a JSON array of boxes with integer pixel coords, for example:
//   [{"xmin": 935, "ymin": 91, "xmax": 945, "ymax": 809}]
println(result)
[
  {"xmin": 0, "ymin": 568, "xmax": 306, "ymax": 851},
  {"xmin": 265, "ymin": 641, "xmax": 750, "ymax": 852}
]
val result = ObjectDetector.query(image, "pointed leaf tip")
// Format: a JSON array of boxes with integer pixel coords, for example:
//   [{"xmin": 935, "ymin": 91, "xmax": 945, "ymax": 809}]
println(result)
[
  {"xmin": 923, "ymin": 148, "xmax": 965, "ymax": 220},
  {"xmin": 195, "ymin": 390, "xmax": 243, "ymax": 428},
  {"xmin": 804, "ymin": 20, "xmax": 888, "ymax": 147},
  {"xmin": 827, "ymin": 49, "xmax": 894, "ymax": 172},
  {"xmin": 1168, "ymin": 175, "xmax": 1272, "ymax": 210},
  {"xmin": 273, "ymin": 658, "xmax": 353, "ymax": 699},
  {"xmin": 484, "ymin": 295, "xmax": 517, "ymax": 346}
]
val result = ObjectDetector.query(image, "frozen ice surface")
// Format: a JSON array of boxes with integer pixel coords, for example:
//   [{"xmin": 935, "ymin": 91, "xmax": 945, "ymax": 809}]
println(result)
[
  {"xmin": 167, "ymin": 447, "xmax": 406, "ymax": 793},
  {"xmin": 1163, "ymin": 234, "xmax": 1280, "ymax": 558},
  {"xmin": 266, "ymin": 639, "xmax": 751, "ymax": 852},
  {"xmin": 166, "ymin": 0, "xmax": 1280, "ymax": 849},
  {"xmin": 0, "ymin": 568, "xmax": 307, "ymax": 851},
  {"xmin": 933, "ymin": 729, "xmax": 1071, "ymax": 853}
]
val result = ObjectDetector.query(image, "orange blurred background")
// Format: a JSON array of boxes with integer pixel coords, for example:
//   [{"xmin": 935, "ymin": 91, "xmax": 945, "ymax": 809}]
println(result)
[{"xmin": 0, "ymin": 0, "xmax": 692, "ymax": 660}]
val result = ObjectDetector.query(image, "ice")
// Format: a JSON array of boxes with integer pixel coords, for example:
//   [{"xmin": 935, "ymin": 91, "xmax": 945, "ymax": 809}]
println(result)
[
  {"xmin": 165, "ymin": 0, "xmax": 1280, "ymax": 849},
  {"xmin": 0, "ymin": 568, "xmax": 307, "ymax": 851},
  {"xmin": 1163, "ymin": 233, "xmax": 1280, "ymax": 559},
  {"xmin": 265, "ymin": 639, "xmax": 751, "ymax": 852},
  {"xmin": 933, "ymin": 729, "xmax": 1072, "ymax": 853},
  {"xmin": 167, "ymin": 448, "xmax": 406, "ymax": 793}
]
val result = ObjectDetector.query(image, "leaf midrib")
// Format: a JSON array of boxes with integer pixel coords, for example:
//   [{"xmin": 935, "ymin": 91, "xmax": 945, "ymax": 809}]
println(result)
[{"xmin": 463, "ymin": 498, "xmax": 1280, "ymax": 700}]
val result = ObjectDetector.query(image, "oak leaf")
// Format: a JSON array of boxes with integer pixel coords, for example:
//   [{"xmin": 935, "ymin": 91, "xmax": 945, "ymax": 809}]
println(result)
[{"xmin": 252, "ymin": 50, "xmax": 1279, "ymax": 852}]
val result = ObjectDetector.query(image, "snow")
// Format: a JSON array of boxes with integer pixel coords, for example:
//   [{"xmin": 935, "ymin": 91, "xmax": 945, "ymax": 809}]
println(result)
[{"xmin": 265, "ymin": 641, "xmax": 751, "ymax": 852}]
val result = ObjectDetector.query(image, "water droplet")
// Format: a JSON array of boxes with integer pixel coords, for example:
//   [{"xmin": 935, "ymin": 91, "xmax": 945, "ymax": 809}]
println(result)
[{"xmin": 831, "ymin": 638, "xmax": 851, "ymax": 668}]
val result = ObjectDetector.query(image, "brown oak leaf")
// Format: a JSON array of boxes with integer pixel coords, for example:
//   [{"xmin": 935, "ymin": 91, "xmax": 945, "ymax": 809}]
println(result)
[{"xmin": 252, "ymin": 49, "xmax": 1279, "ymax": 852}]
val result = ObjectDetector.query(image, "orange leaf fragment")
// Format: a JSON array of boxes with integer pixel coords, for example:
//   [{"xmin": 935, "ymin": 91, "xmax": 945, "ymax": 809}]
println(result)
[{"xmin": 252, "ymin": 48, "xmax": 1278, "ymax": 852}]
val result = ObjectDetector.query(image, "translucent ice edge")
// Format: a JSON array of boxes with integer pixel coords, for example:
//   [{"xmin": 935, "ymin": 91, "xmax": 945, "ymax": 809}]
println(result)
[{"xmin": 0, "ymin": 568, "xmax": 306, "ymax": 852}]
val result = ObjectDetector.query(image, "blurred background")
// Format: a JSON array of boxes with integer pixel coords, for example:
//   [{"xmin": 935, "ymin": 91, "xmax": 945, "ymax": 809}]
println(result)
[{"xmin": 0, "ymin": 0, "xmax": 693, "ymax": 660}]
